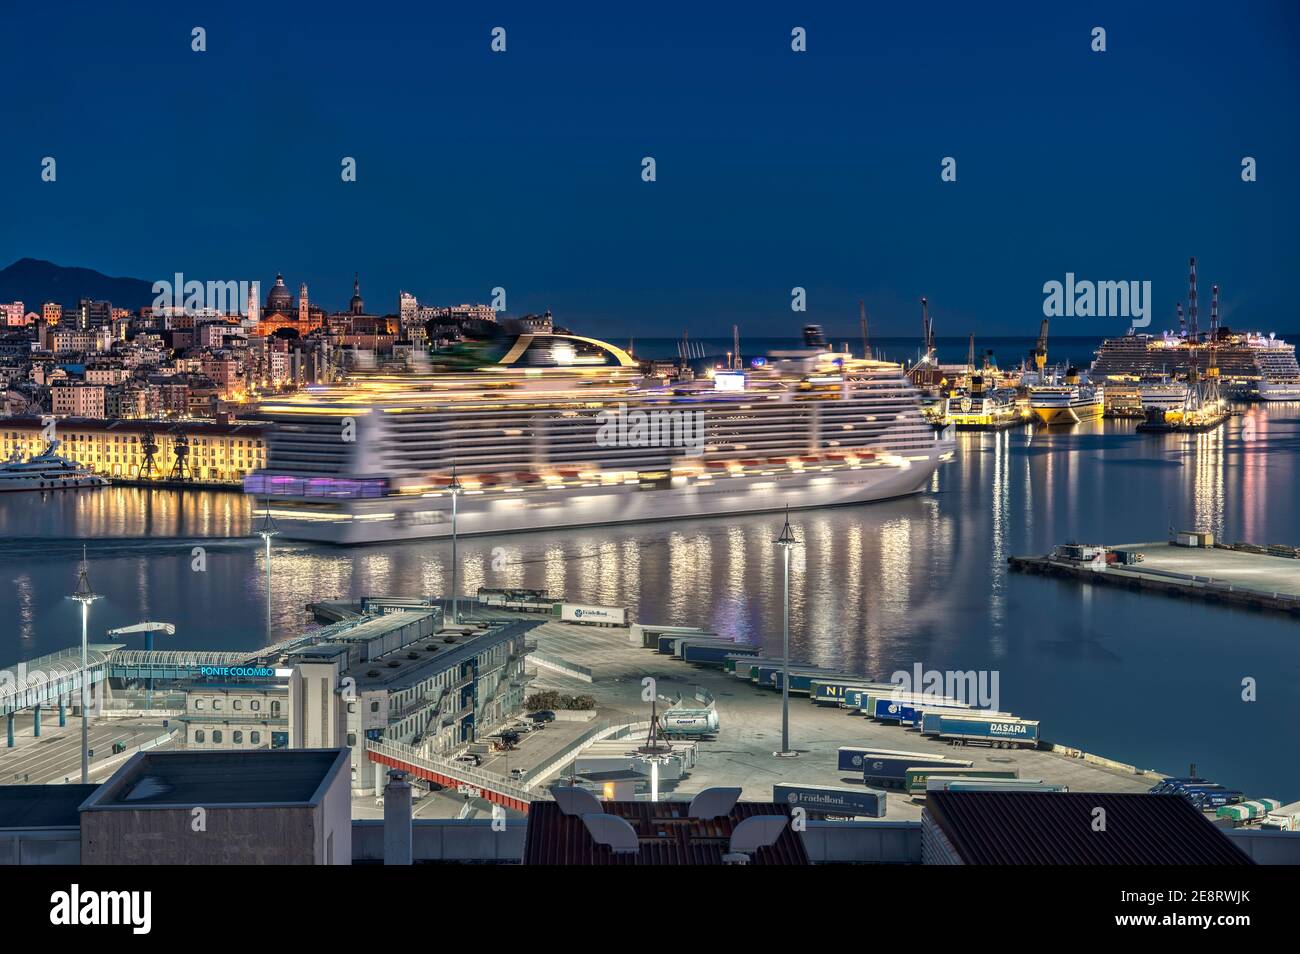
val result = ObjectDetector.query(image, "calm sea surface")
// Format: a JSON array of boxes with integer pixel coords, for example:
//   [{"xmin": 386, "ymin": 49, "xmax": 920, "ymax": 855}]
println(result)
[{"xmin": 1, "ymin": 374, "xmax": 1297, "ymax": 800}]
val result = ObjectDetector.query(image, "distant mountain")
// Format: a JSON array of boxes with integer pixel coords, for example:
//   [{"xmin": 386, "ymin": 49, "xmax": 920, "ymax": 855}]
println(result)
[{"xmin": 0, "ymin": 258, "xmax": 156, "ymax": 310}]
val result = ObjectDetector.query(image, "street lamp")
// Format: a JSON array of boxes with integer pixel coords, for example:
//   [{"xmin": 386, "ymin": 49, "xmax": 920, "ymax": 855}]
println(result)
[
  {"xmin": 774, "ymin": 508, "xmax": 799, "ymax": 758},
  {"xmin": 68, "ymin": 546, "xmax": 102, "ymax": 783},
  {"xmin": 448, "ymin": 463, "xmax": 463, "ymax": 625},
  {"xmin": 255, "ymin": 497, "xmax": 278, "ymax": 641}
]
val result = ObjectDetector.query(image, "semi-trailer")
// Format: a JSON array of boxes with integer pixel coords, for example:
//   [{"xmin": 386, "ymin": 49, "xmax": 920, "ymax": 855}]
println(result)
[
  {"xmin": 920, "ymin": 711, "xmax": 1040, "ymax": 748},
  {"xmin": 865, "ymin": 695, "xmax": 979, "ymax": 725},
  {"xmin": 658, "ymin": 634, "xmax": 726, "ymax": 655},
  {"xmin": 1264, "ymin": 801, "xmax": 1300, "ymax": 831},
  {"xmin": 556, "ymin": 603, "xmax": 629, "ymax": 626},
  {"xmin": 660, "ymin": 707, "xmax": 720, "ymax": 737},
  {"xmin": 1216, "ymin": 799, "xmax": 1282, "ymax": 822},
  {"xmin": 836, "ymin": 746, "xmax": 966, "ymax": 773},
  {"xmin": 1186, "ymin": 788, "xmax": 1245, "ymax": 810},
  {"xmin": 862, "ymin": 754, "xmax": 975, "ymax": 789},
  {"xmin": 903, "ymin": 766, "xmax": 1018, "ymax": 794},
  {"xmin": 773, "ymin": 783, "xmax": 888, "ymax": 818},
  {"xmin": 768, "ymin": 670, "xmax": 866, "ymax": 695},
  {"xmin": 680, "ymin": 642, "xmax": 760, "ymax": 666},
  {"xmin": 928, "ymin": 778, "xmax": 1068, "ymax": 793},
  {"xmin": 810, "ymin": 680, "xmax": 896, "ymax": 707},
  {"xmin": 632, "ymin": 623, "xmax": 705, "ymax": 649}
]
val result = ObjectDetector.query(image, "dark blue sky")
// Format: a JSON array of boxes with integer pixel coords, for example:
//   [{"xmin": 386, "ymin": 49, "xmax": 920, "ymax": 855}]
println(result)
[{"xmin": 1, "ymin": 1, "xmax": 1296, "ymax": 337}]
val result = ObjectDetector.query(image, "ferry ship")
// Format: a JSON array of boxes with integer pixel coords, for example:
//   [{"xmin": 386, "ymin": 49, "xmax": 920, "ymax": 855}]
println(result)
[
  {"xmin": 1028, "ymin": 368, "xmax": 1104, "ymax": 425},
  {"xmin": 246, "ymin": 328, "xmax": 955, "ymax": 544},
  {"xmin": 0, "ymin": 440, "xmax": 108, "ymax": 492},
  {"xmin": 943, "ymin": 375, "xmax": 1022, "ymax": 430}
]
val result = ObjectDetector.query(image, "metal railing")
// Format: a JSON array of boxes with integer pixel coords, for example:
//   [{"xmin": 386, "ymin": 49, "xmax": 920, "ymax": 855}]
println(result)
[{"xmin": 366, "ymin": 738, "xmax": 538, "ymax": 804}]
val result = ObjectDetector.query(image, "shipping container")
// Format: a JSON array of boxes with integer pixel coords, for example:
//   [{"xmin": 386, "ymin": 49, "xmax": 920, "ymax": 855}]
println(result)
[
  {"xmin": 773, "ymin": 783, "xmax": 887, "ymax": 818},
  {"xmin": 920, "ymin": 712, "xmax": 1040, "ymax": 748}
]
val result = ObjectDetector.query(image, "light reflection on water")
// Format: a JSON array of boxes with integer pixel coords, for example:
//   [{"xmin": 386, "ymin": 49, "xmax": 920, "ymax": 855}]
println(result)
[{"xmin": 1, "ymin": 408, "xmax": 1297, "ymax": 798}]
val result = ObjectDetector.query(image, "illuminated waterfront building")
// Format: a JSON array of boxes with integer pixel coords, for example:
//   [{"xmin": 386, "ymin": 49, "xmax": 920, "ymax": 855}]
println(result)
[{"xmin": 0, "ymin": 417, "xmax": 267, "ymax": 483}]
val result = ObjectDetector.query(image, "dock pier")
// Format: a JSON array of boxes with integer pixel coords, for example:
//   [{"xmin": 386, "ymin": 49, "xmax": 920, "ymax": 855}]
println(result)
[{"xmin": 1009, "ymin": 539, "xmax": 1300, "ymax": 616}]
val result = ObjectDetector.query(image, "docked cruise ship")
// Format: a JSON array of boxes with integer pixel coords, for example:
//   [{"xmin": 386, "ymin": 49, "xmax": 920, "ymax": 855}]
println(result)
[
  {"xmin": 246, "ymin": 329, "xmax": 955, "ymax": 544},
  {"xmin": 1091, "ymin": 330, "xmax": 1300, "ymax": 400}
]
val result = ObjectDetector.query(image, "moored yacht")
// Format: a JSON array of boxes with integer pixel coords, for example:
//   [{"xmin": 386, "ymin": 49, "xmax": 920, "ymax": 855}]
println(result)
[{"xmin": 0, "ymin": 440, "xmax": 108, "ymax": 492}]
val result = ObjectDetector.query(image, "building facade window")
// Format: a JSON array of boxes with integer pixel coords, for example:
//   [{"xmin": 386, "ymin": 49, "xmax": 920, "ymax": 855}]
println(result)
[
  {"xmin": 213, "ymin": 730, "xmax": 223, "ymax": 743},
  {"xmin": 233, "ymin": 731, "xmax": 243, "ymax": 744},
  {"xmin": 194, "ymin": 730, "xmax": 205, "ymax": 743},
  {"xmin": 251, "ymin": 731, "xmax": 261, "ymax": 745}
]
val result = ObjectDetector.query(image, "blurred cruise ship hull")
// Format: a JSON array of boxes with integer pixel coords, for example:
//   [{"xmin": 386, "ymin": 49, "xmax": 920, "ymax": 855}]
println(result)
[{"xmin": 257, "ymin": 447, "xmax": 949, "ymax": 544}]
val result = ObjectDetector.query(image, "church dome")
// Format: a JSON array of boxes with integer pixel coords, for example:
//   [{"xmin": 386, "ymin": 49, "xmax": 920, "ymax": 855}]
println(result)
[{"xmin": 266, "ymin": 274, "xmax": 294, "ymax": 313}]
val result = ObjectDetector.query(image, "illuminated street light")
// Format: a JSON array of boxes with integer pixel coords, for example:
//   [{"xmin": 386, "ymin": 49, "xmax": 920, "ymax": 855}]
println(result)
[
  {"xmin": 448, "ymin": 463, "xmax": 463, "ymax": 625},
  {"xmin": 774, "ymin": 508, "xmax": 799, "ymax": 758},
  {"xmin": 67, "ymin": 546, "xmax": 102, "ymax": 784},
  {"xmin": 255, "ymin": 497, "xmax": 278, "ymax": 640}
]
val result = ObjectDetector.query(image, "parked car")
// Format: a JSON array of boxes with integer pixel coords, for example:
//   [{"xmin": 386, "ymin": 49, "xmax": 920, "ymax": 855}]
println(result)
[
  {"xmin": 510, "ymin": 767, "xmax": 527, "ymax": 779},
  {"xmin": 453, "ymin": 752, "xmax": 482, "ymax": 767},
  {"xmin": 529, "ymin": 710, "xmax": 556, "ymax": 724}
]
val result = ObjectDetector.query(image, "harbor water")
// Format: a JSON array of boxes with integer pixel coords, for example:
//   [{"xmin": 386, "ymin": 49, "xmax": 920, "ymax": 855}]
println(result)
[{"xmin": 1, "ymin": 397, "xmax": 1297, "ymax": 801}]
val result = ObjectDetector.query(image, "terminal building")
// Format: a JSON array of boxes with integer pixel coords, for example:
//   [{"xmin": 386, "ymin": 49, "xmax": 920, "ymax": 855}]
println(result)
[
  {"xmin": 181, "ymin": 682, "xmax": 288, "ymax": 750},
  {"xmin": 283, "ymin": 603, "xmax": 536, "ymax": 792}
]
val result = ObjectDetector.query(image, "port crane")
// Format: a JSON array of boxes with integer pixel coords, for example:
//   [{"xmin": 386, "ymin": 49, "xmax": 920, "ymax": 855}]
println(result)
[{"xmin": 1031, "ymin": 318, "xmax": 1050, "ymax": 382}]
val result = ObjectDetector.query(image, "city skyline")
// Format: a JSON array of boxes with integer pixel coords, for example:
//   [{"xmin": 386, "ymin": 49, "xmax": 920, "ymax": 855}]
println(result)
[{"xmin": 2, "ymin": 2, "xmax": 1298, "ymax": 336}]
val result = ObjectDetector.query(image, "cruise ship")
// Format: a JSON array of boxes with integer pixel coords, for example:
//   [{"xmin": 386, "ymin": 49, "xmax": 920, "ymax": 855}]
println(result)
[
  {"xmin": 246, "ymin": 328, "xmax": 955, "ymax": 544},
  {"xmin": 0, "ymin": 440, "xmax": 107, "ymax": 492},
  {"xmin": 1091, "ymin": 329, "xmax": 1300, "ymax": 400}
]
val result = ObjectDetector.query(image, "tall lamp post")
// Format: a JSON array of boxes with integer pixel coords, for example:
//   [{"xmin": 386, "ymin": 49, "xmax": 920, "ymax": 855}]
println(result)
[
  {"xmin": 255, "ymin": 497, "xmax": 279, "ymax": 641},
  {"xmin": 68, "ymin": 546, "xmax": 102, "ymax": 784},
  {"xmin": 448, "ymin": 464, "xmax": 463, "ymax": 625},
  {"xmin": 774, "ymin": 508, "xmax": 799, "ymax": 758}
]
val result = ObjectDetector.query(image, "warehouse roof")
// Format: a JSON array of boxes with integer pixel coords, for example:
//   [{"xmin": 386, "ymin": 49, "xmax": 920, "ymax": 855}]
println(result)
[
  {"xmin": 0, "ymin": 785, "xmax": 98, "ymax": 829},
  {"xmin": 80, "ymin": 748, "xmax": 348, "ymax": 810},
  {"xmin": 523, "ymin": 799, "xmax": 809, "ymax": 865},
  {"xmin": 925, "ymin": 791, "xmax": 1254, "ymax": 865}
]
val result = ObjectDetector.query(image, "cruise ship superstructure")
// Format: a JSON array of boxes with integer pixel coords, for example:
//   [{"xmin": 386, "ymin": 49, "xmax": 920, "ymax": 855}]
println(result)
[
  {"xmin": 1091, "ymin": 330, "xmax": 1300, "ymax": 400},
  {"xmin": 247, "ymin": 331, "xmax": 954, "ymax": 544}
]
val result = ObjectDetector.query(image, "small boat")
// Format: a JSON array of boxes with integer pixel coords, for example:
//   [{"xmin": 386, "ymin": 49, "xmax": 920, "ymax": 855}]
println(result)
[{"xmin": 0, "ymin": 440, "xmax": 108, "ymax": 492}]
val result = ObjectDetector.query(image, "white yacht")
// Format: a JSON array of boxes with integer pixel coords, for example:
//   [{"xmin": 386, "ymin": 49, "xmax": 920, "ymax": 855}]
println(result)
[{"xmin": 0, "ymin": 440, "xmax": 108, "ymax": 492}]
